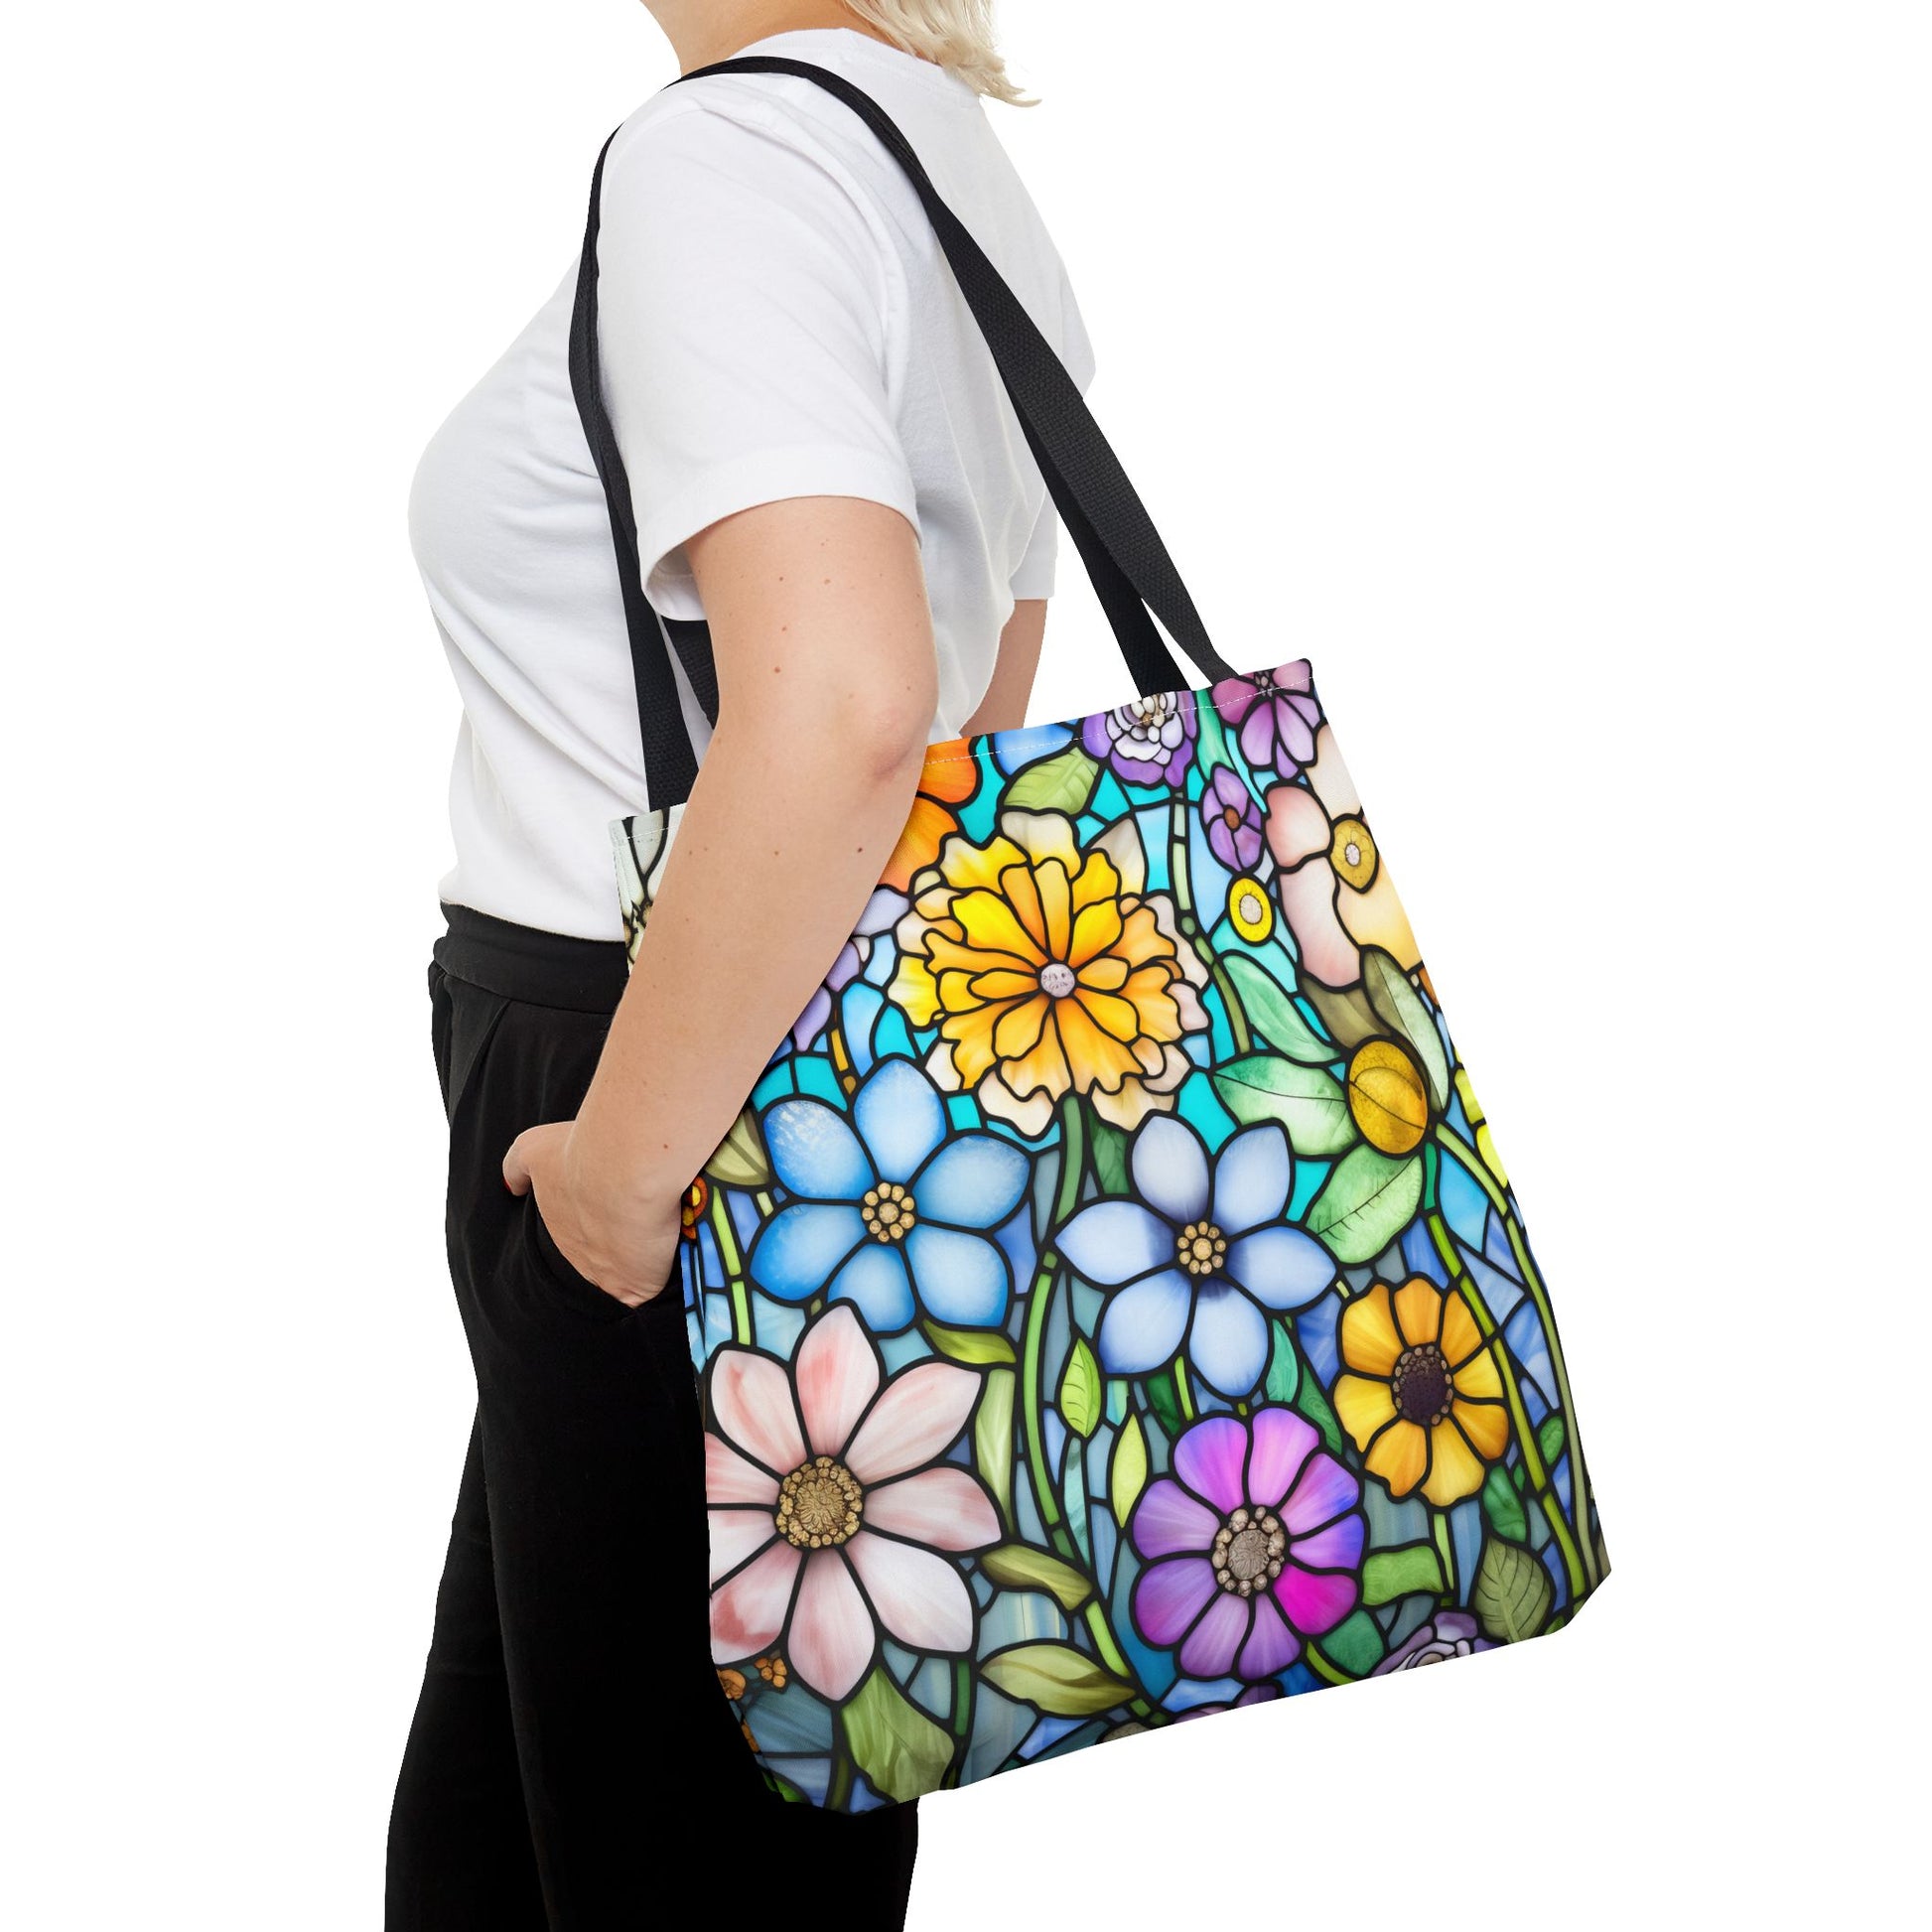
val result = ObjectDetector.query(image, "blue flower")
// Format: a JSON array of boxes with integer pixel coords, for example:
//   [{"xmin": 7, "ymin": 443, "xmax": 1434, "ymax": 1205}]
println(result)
[
  {"xmin": 749, "ymin": 1058, "xmax": 1033, "ymax": 1333},
  {"xmin": 1055, "ymin": 1117, "xmax": 1336, "ymax": 1396}
]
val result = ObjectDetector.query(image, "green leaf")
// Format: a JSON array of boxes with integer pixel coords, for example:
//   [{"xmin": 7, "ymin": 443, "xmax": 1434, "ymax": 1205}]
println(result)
[
  {"xmin": 982, "ymin": 1643, "xmax": 1134, "ymax": 1718},
  {"xmin": 1059, "ymin": 1339, "xmax": 1102, "ymax": 1439},
  {"xmin": 1307, "ymin": 1146, "xmax": 1425, "ymax": 1264},
  {"xmin": 980, "ymin": 1544, "xmax": 1093, "ymax": 1611},
  {"xmin": 1361, "ymin": 948, "xmax": 1449, "ymax": 1110},
  {"xmin": 704, "ymin": 1108, "xmax": 771, "ymax": 1188},
  {"xmin": 1004, "ymin": 746, "xmax": 1101, "ymax": 814},
  {"xmin": 1538, "ymin": 1415, "xmax": 1567, "ymax": 1465},
  {"xmin": 922, "ymin": 1319, "xmax": 1016, "ymax": 1366},
  {"xmin": 1110, "ymin": 1413, "xmax": 1149, "ymax": 1522},
  {"xmin": 1472, "ymin": 1538, "xmax": 1555, "ymax": 1642},
  {"xmin": 1480, "ymin": 1464, "xmax": 1528, "ymax": 1543},
  {"xmin": 1306, "ymin": 980, "xmax": 1381, "ymax": 1050},
  {"xmin": 1263, "ymin": 1322, "xmax": 1301, "ymax": 1404},
  {"xmin": 762, "ymin": 1770, "xmax": 812, "ymax": 1805},
  {"xmin": 1222, "ymin": 955, "xmax": 1338, "ymax": 1063},
  {"xmin": 1090, "ymin": 1119, "xmax": 1131, "ymax": 1194},
  {"xmin": 1363, "ymin": 1543, "xmax": 1447, "ymax": 1605},
  {"xmin": 975, "ymin": 1369, "xmax": 1016, "ymax": 1531},
  {"xmin": 1292, "ymin": 1362, "xmax": 1346, "ymax": 1457},
  {"xmin": 1145, "ymin": 1370, "xmax": 1181, "ymax": 1441},
  {"xmin": 1313, "ymin": 1609, "xmax": 1386, "ymax": 1678},
  {"xmin": 1212, "ymin": 1055, "xmax": 1355, "ymax": 1156},
  {"xmin": 840, "ymin": 1666, "xmax": 954, "ymax": 1804}
]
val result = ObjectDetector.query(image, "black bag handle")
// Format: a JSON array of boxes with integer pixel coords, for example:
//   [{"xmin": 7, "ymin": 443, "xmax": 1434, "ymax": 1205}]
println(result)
[{"xmin": 570, "ymin": 56, "xmax": 1234, "ymax": 809}]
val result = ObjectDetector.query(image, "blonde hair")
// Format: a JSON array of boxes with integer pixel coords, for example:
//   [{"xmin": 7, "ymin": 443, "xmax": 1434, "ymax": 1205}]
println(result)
[{"xmin": 843, "ymin": 1, "xmax": 1028, "ymax": 104}]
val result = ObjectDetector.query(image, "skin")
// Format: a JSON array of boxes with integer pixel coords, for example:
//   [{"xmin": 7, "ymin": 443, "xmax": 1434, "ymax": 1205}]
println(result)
[{"xmin": 503, "ymin": 3, "xmax": 1050, "ymax": 1305}]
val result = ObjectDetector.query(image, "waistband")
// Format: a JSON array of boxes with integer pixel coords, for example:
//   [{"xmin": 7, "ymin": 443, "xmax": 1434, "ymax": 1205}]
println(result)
[{"xmin": 434, "ymin": 904, "xmax": 630, "ymax": 1014}]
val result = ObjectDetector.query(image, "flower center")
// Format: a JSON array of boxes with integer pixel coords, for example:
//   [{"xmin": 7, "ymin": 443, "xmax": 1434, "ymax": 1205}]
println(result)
[
  {"xmin": 1174, "ymin": 1220, "xmax": 1228, "ymax": 1278},
  {"xmin": 1238, "ymin": 890, "xmax": 1264, "ymax": 922},
  {"xmin": 1038, "ymin": 961, "xmax": 1078, "ymax": 999},
  {"xmin": 1254, "ymin": 671, "xmax": 1280, "ymax": 697},
  {"xmin": 1391, "ymin": 1342, "xmax": 1454, "ymax": 1427},
  {"xmin": 1329, "ymin": 814, "xmax": 1378, "ymax": 890},
  {"xmin": 1222, "ymin": 804, "xmax": 1244, "ymax": 830},
  {"xmin": 1212, "ymin": 1504, "xmax": 1287, "ymax": 1596},
  {"xmin": 774, "ymin": 1455, "xmax": 865, "ymax": 1550},
  {"xmin": 861, "ymin": 1182, "xmax": 916, "ymax": 1244}
]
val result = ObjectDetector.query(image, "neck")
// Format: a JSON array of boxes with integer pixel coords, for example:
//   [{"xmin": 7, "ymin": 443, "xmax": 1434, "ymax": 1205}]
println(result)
[{"xmin": 645, "ymin": 2, "xmax": 896, "ymax": 76}]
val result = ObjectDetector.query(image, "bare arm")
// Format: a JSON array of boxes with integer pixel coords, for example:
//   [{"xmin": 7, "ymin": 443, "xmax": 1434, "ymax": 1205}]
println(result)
[
  {"xmin": 504, "ymin": 495, "xmax": 936, "ymax": 1303},
  {"xmin": 961, "ymin": 598, "xmax": 1046, "ymax": 739}
]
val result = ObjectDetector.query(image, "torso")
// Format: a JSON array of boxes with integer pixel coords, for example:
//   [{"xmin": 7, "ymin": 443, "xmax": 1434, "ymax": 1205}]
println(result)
[{"xmin": 412, "ymin": 30, "xmax": 1091, "ymax": 939}]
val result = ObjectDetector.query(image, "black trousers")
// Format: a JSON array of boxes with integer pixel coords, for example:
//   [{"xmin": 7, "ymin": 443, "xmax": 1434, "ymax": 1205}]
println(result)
[{"xmin": 386, "ymin": 909, "xmax": 919, "ymax": 1929}]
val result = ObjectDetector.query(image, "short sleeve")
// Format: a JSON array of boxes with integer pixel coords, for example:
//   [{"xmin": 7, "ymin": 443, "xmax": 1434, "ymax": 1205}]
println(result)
[{"xmin": 596, "ymin": 99, "xmax": 919, "ymax": 619}]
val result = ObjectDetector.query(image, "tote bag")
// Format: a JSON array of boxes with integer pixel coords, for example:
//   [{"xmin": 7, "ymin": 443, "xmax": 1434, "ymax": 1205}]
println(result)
[{"xmin": 573, "ymin": 57, "xmax": 1606, "ymax": 1811}]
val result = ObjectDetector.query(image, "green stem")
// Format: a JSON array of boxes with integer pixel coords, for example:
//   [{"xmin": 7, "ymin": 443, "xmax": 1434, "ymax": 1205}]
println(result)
[
  {"xmin": 942, "ymin": 1657, "xmax": 975, "ymax": 1789},
  {"xmin": 708, "ymin": 1188, "xmax": 754, "ymax": 1347},
  {"xmin": 1305, "ymin": 1646, "xmax": 1350, "ymax": 1688},
  {"xmin": 1173, "ymin": 1360, "xmax": 1197, "ymax": 1424},
  {"xmin": 826, "ymin": 1744, "xmax": 855, "ymax": 1811},
  {"xmin": 1432, "ymin": 1509, "xmax": 1457, "ymax": 1603},
  {"xmin": 1423, "ymin": 1202, "xmax": 1587, "ymax": 1600},
  {"xmin": 1169, "ymin": 796, "xmax": 1253, "ymax": 1055},
  {"xmin": 1433, "ymin": 1125, "xmax": 1599, "ymax": 1591},
  {"xmin": 1020, "ymin": 1097, "xmax": 1155, "ymax": 1719}
]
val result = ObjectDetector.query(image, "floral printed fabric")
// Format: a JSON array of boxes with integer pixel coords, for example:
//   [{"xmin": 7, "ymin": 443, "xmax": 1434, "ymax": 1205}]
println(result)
[{"xmin": 613, "ymin": 659, "xmax": 1605, "ymax": 1810}]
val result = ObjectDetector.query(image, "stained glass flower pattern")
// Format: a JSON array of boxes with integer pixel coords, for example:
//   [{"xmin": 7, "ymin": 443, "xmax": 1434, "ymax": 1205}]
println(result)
[
  {"xmin": 1332, "ymin": 1277, "xmax": 1509, "ymax": 1506},
  {"xmin": 706, "ymin": 1305, "xmax": 1001, "ymax": 1703},
  {"xmin": 612, "ymin": 657, "xmax": 1603, "ymax": 1809},
  {"xmin": 1057, "ymin": 1116, "xmax": 1335, "ymax": 1395},
  {"xmin": 888, "ymin": 810, "xmax": 1208, "ymax": 1135},
  {"xmin": 1129, "ymin": 1411, "xmax": 1364, "ymax": 1678},
  {"xmin": 750, "ymin": 1058, "xmax": 1030, "ymax": 1331}
]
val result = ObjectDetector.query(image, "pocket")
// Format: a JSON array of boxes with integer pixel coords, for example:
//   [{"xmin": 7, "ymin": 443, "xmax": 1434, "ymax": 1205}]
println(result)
[{"xmin": 523, "ymin": 1196, "xmax": 640, "ymax": 1323}]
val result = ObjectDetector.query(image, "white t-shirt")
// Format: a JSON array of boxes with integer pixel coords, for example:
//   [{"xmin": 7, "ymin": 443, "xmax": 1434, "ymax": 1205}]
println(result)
[{"xmin": 412, "ymin": 29, "xmax": 1094, "ymax": 940}]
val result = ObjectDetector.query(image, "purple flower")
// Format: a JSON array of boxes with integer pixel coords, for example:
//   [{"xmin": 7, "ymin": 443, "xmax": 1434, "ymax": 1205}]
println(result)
[
  {"xmin": 788, "ymin": 889, "xmax": 906, "ymax": 1051},
  {"xmin": 1080, "ymin": 692, "xmax": 1197, "ymax": 787},
  {"xmin": 1373, "ymin": 1611, "xmax": 1492, "ymax": 1674},
  {"xmin": 1210, "ymin": 663, "xmax": 1321, "ymax": 778},
  {"xmin": 1200, "ymin": 767, "xmax": 1264, "ymax": 873},
  {"xmin": 1054, "ymin": 1116, "xmax": 1336, "ymax": 1396},
  {"xmin": 1129, "ymin": 1409, "xmax": 1364, "ymax": 1680}
]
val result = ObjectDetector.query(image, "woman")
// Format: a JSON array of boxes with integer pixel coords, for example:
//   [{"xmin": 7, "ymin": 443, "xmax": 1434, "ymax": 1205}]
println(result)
[{"xmin": 389, "ymin": 4, "xmax": 1086, "ymax": 1925}]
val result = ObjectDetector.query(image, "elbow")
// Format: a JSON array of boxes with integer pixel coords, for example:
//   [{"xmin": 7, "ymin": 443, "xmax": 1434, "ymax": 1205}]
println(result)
[{"xmin": 848, "ymin": 678, "xmax": 938, "ymax": 788}]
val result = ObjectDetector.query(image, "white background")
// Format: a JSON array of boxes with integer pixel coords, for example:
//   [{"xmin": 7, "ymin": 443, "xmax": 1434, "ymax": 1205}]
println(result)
[{"xmin": 5, "ymin": 3, "xmax": 1926, "ymax": 1925}]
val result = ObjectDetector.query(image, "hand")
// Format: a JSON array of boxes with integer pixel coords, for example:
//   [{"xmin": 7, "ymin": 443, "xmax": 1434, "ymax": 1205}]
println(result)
[{"xmin": 502, "ymin": 1120, "xmax": 682, "ymax": 1309}]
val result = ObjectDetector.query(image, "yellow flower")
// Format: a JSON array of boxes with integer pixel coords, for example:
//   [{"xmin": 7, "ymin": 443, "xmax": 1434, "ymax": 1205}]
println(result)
[
  {"xmin": 1345, "ymin": 1037, "xmax": 1431, "ymax": 1156},
  {"xmin": 1226, "ymin": 874, "xmax": 1274, "ymax": 943},
  {"xmin": 1332, "ymin": 1277, "xmax": 1509, "ymax": 1506},
  {"xmin": 889, "ymin": 811, "xmax": 1209, "ymax": 1137}
]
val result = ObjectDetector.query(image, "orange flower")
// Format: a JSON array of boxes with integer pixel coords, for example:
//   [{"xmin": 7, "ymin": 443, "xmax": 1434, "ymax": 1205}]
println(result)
[
  {"xmin": 889, "ymin": 810, "xmax": 1208, "ymax": 1136},
  {"xmin": 681, "ymin": 1176, "xmax": 709, "ymax": 1242},
  {"xmin": 1332, "ymin": 1277, "xmax": 1509, "ymax": 1506},
  {"xmin": 881, "ymin": 746, "xmax": 981, "ymax": 893}
]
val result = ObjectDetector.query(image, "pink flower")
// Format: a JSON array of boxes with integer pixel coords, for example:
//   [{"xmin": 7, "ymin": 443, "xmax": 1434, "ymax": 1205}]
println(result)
[
  {"xmin": 1211, "ymin": 663, "xmax": 1321, "ymax": 777},
  {"xmin": 1264, "ymin": 725, "xmax": 1420, "ymax": 991},
  {"xmin": 1129, "ymin": 1409, "xmax": 1364, "ymax": 1680},
  {"xmin": 704, "ymin": 1304, "xmax": 1001, "ymax": 1703}
]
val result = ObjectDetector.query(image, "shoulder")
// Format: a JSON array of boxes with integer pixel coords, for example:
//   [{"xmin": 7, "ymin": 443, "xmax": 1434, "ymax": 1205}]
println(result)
[{"xmin": 601, "ymin": 81, "xmax": 887, "ymax": 241}]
